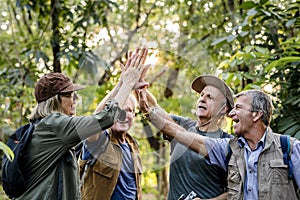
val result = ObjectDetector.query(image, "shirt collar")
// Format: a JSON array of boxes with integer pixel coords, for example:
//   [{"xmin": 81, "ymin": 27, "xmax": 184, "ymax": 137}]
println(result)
[{"xmin": 238, "ymin": 130, "xmax": 267, "ymax": 150}]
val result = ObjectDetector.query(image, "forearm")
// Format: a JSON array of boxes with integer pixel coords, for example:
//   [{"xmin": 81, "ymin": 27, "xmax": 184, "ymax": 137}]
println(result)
[
  {"xmin": 148, "ymin": 106, "xmax": 208, "ymax": 156},
  {"xmin": 90, "ymin": 83, "xmax": 122, "ymax": 142},
  {"xmin": 91, "ymin": 81, "xmax": 133, "ymax": 143},
  {"xmin": 114, "ymin": 80, "xmax": 135, "ymax": 108},
  {"xmin": 193, "ymin": 192, "xmax": 227, "ymax": 200},
  {"xmin": 94, "ymin": 82, "xmax": 122, "ymax": 114},
  {"xmin": 209, "ymin": 192, "xmax": 227, "ymax": 200}
]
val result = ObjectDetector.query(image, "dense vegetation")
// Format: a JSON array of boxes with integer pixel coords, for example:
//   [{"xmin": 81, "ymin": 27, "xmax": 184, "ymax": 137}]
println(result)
[{"xmin": 0, "ymin": 0, "xmax": 299, "ymax": 199}]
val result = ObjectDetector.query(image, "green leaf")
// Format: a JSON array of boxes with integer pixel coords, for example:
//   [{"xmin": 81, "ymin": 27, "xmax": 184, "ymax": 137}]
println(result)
[
  {"xmin": 260, "ymin": 9, "xmax": 271, "ymax": 17},
  {"xmin": 294, "ymin": 130, "xmax": 300, "ymax": 140},
  {"xmin": 243, "ymin": 73, "xmax": 255, "ymax": 80},
  {"xmin": 0, "ymin": 142, "xmax": 14, "ymax": 162},
  {"xmin": 284, "ymin": 125, "xmax": 300, "ymax": 137},
  {"xmin": 239, "ymin": 31, "xmax": 249, "ymax": 37},
  {"xmin": 265, "ymin": 57, "xmax": 300, "ymax": 72},
  {"xmin": 278, "ymin": 120, "xmax": 298, "ymax": 132},
  {"xmin": 259, "ymin": 0, "xmax": 269, "ymax": 5},
  {"xmin": 240, "ymin": 1, "xmax": 257, "ymax": 9},
  {"xmin": 247, "ymin": 8, "xmax": 258, "ymax": 16},
  {"xmin": 226, "ymin": 35, "xmax": 238, "ymax": 42},
  {"xmin": 211, "ymin": 37, "xmax": 227, "ymax": 46},
  {"xmin": 244, "ymin": 45, "xmax": 253, "ymax": 53},
  {"xmin": 286, "ymin": 19, "xmax": 296, "ymax": 27},
  {"xmin": 254, "ymin": 46, "xmax": 268, "ymax": 54}
]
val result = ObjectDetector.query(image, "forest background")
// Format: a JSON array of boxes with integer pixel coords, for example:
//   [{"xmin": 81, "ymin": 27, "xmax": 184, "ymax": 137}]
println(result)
[{"xmin": 0, "ymin": 0, "xmax": 299, "ymax": 199}]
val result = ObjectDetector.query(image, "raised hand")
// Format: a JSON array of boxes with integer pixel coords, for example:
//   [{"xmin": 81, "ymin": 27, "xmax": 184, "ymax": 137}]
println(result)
[
  {"xmin": 134, "ymin": 88, "xmax": 157, "ymax": 114},
  {"xmin": 120, "ymin": 47, "xmax": 148, "ymax": 87}
]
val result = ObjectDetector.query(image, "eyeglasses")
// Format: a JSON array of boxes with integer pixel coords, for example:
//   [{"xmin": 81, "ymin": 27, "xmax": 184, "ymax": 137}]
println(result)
[{"xmin": 59, "ymin": 92, "xmax": 80, "ymax": 102}]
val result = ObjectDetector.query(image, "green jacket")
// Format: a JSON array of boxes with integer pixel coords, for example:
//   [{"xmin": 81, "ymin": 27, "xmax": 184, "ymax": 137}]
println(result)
[
  {"xmin": 79, "ymin": 129, "xmax": 143, "ymax": 200},
  {"xmin": 16, "ymin": 100, "xmax": 120, "ymax": 200}
]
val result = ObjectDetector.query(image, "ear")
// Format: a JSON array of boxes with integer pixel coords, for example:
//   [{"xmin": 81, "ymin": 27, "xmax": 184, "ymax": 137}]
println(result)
[
  {"xmin": 221, "ymin": 105, "xmax": 228, "ymax": 115},
  {"xmin": 252, "ymin": 111, "xmax": 263, "ymax": 122}
]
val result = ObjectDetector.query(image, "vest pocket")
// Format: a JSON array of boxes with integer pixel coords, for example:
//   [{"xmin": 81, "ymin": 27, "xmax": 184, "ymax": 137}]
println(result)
[
  {"xmin": 227, "ymin": 165, "xmax": 241, "ymax": 194},
  {"xmin": 269, "ymin": 159, "xmax": 289, "ymax": 184},
  {"xmin": 93, "ymin": 155, "xmax": 118, "ymax": 179}
]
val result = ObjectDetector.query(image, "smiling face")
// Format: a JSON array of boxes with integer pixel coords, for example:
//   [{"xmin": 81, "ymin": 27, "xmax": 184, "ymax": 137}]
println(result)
[
  {"xmin": 229, "ymin": 95, "xmax": 255, "ymax": 136},
  {"xmin": 112, "ymin": 97, "xmax": 136, "ymax": 134},
  {"xmin": 195, "ymin": 85, "xmax": 227, "ymax": 124}
]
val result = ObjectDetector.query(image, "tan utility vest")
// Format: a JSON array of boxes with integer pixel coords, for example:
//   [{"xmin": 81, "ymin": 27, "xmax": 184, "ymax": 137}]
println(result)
[
  {"xmin": 227, "ymin": 128, "xmax": 297, "ymax": 200},
  {"xmin": 79, "ymin": 130, "xmax": 142, "ymax": 200}
]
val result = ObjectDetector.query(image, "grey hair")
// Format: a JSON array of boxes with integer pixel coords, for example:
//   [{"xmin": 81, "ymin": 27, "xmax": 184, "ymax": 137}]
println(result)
[
  {"xmin": 236, "ymin": 90, "xmax": 273, "ymax": 126},
  {"xmin": 29, "ymin": 95, "xmax": 63, "ymax": 121}
]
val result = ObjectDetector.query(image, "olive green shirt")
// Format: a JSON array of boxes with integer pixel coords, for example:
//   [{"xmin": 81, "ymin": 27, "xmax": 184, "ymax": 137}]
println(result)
[{"xmin": 17, "ymin": 104, "xmax": 119, "ymax": 200}]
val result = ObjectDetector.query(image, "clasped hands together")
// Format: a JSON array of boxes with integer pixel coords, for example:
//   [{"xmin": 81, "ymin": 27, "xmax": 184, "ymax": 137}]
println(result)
[{"xmin": 120, "ymin": 47, "xmax": 157, "ymax": 115}]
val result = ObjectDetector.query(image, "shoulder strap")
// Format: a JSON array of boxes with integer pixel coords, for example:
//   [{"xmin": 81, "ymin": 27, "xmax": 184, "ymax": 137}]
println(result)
[
  {"xmin": 57, "ymin": 160, "xmax": 63, "ymax": 200},
  {"xmin": 79, "ymin": 131, "xmax": 110, "ymax": 183},
  {"xmin": 74, "ymin": 142, "xmax": 83, "ymax": 160},
  {"xmin": 221, "ymin": 131, "xmax": 233, "ymax": 139},
  {"xmin": 280, "ymin": 135, "xmax": 293, "ymax": 179},
  {"xmin": 225, "ymin": 143, "xmax": 232, "ymax": 167}
]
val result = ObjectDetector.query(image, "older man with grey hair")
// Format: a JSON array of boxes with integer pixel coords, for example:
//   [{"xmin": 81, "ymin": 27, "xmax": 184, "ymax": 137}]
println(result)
[{"xmin": 138, "ymin": 89, "xmax": 300, "ymax": 200}]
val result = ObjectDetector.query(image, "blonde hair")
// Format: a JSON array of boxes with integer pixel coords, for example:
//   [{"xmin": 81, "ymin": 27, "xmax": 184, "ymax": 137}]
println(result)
[{"xmin": 29, "ymin": 95, "xmax": 63, "ymax": 121}]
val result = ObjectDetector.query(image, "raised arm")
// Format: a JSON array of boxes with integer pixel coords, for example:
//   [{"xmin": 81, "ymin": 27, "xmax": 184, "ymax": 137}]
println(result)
[
  {"xmin": 136, "ymin": 88, "xmax": 208, "ymax": 156},
  {"xmin": 94, "ymin": 81, "xmax": 122, "ymax": 114},
  {"xmin": 88, "ymin": 47, "xmax": 149, "ymax": 142},
  {"xmin": 94, "ymin": 47, "xmax": 150, "ymax": 114}
]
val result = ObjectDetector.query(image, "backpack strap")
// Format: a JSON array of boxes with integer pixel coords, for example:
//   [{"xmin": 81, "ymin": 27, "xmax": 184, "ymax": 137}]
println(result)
[
  {"xmin": 79, "ymin": 131, "xmax": 110, "ymax": 185},
  {"xmin": 57, "ymin": 160, "xmax": 63, "ymax": 200},
  {"xmin": 225, "ymin": 143, "xmax": 232, "ymax": 168},
  {"xmin": 280, "ymin": 135, "xmax": 293, "ymax": 179}
]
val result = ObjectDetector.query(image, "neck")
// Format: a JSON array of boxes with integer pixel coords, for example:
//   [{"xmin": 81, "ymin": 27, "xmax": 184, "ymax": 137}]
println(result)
[
  {"xmin": 244, "ymin": 124, "xmax": 267, "ymax": 150},
  {"xmin": 197, "ymin": 119, "xmax": 219, "ymax": 132},
  {"xmin": 113, "ymin": 131, "xmax": 127, "ymax": 144}
]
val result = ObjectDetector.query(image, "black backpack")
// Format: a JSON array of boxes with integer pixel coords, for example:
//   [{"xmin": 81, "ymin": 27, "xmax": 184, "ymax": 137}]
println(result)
[
  {"xmin": 2, "ymin": 120, "xmax": 83, "ymax": 199},
  {"xmin": 1, "ymin": 120, "xmax": 40, "ymax": 198}
]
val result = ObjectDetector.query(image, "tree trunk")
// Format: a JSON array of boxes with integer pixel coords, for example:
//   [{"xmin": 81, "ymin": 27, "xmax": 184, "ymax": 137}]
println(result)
[
  {"xmin": 51, "ymin": 0, "xmax": 61, "ymax": 73},
  {"xmin": 164, "ymin": 67, "xmax": 179, "ymax": 98}
]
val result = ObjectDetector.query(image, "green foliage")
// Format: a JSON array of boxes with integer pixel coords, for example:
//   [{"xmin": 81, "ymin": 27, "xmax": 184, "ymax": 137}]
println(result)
[
  {"xmin": 1, "ymin": 0, "xmax": 300, "ymax": 198},
  {"xmin": 0, "ymin": 142, "xmax": 14, "ymax": 162},
  {"xmin": 215, "ymin": 0, "xmax": 300, "ymax": 138}
]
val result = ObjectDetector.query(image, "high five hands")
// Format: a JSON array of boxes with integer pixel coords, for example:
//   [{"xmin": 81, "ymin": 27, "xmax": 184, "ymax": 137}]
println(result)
[
  {"xmin": 120, "ymin": 47, "xmax": 151, "ymax": 89},
  {"xmin": 120, "ymin": 46, "xmax": 157, "ymax": 115}
]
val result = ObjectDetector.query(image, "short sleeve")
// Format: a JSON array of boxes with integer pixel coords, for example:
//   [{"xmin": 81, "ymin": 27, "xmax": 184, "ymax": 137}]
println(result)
[{"xmin": 205, "ymin": 137, "xmax": 230, "ymax": 170}]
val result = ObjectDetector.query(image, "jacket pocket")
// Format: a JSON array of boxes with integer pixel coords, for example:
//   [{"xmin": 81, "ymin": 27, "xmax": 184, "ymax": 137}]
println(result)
[
  {"xmin": 269, "ymin": 159, "xmax": 289, "ymax": 184},
  {"xmin": 93, "ymin": 154, "xmax": 118, "ymax": 179}
]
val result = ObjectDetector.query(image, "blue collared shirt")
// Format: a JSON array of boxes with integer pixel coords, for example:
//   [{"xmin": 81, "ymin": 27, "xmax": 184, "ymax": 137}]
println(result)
[
  {"xmin": 239, "ymin": 133, "xmax": 266, "ymax": 200},
  {"xmin": 205, "ymin": 133, "xmax": 300, "ymax": 199}
]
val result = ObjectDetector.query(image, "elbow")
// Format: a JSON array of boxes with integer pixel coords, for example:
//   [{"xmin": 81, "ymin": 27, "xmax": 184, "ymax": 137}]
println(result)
[{"xmin": 94, "ymin": 99, "xmax": 122, "ymax": 130}]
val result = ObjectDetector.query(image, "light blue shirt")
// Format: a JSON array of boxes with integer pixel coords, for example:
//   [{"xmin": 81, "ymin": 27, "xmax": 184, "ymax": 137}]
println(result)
[
  {"xmin": 111, "ymin": 142, "xmax": 136, "ymax": 200},
  {"xmin": 205, "ymin": 134, "xmax": 300, "ymax": 199},
  {"xmin": 240, "ymin": 134, "xmax": 266, "ymax": 200}
]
